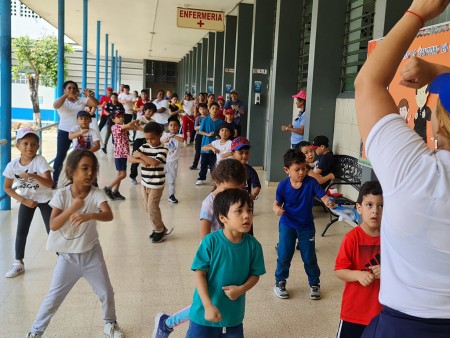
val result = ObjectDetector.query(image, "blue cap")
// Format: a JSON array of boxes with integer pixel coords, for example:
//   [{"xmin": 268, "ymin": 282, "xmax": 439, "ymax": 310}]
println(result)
[
  {"xmin": 77, "ymin": 110, "xmax": 91, "ymax": 118},
  {"xmin": 429, "ymin": 73, "xmax": 450, "ymax": 113}
]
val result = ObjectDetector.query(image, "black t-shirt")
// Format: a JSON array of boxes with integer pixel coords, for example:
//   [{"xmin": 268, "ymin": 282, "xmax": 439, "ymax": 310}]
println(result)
[{"xmin": 316, "ymin": 151, "xmax": 335, "ymax": 188}]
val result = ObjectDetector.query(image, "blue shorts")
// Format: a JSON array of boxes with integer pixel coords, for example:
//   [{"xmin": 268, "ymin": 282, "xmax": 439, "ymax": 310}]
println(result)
[
  {"xmin": 362, "ymin": 306, "xmax": 450, "ymax": 338},
  {"xmin": 114, "ymin": 158, "xmax": 127, "ymax": 171},
  {"xmin": 186, "ymin": 321, "xmax": 243, "ymax": 338}
]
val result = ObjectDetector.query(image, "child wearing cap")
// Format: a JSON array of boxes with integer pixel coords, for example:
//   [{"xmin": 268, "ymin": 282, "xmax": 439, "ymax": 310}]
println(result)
[
  {"xmin": 102, "ymin": 92, "xmax": 125, "ymax": 154},
  {"xmin": 201, "ymin": 123, "xmax": 233, "ymax": 165},
  {"xmin": 3, "ymin": 128, "xmax": 53, "ymax": 278},
  {"xmin": 231, "ymin": 137, "xmax": 261, "ymax": 202},
  {"xmin": 311, "ymin": 135, "xmax": 335, "ymax": 188},
  {"xmin": 103, "ymin": 112, "xmax": 138, "ymax": 200},
  {"xmin": 223, "ymin": 109, "xmax": 238, "ymax": 139},
  {"xmin": 217, "ymin": 95, "xmax": 226, "ymax": 120},
  {"xmin": 69, "ymin": 111, "xmax": 101, "ymax": 152}
]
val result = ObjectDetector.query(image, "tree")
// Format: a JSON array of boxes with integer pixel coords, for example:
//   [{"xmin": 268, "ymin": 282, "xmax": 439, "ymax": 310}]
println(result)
[{"xmin": 12, "ymin": 36, "xmax": 73, "ymax": 127}]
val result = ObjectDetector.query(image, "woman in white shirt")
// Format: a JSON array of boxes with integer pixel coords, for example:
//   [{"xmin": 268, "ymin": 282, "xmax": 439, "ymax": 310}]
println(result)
[
  {"xmin": 52, "ymin": 81, "xmax": 98, "ymax": 187},
  {"xmin": 355, "ymin": 0, "xmax": 450, "ymax": 337}
]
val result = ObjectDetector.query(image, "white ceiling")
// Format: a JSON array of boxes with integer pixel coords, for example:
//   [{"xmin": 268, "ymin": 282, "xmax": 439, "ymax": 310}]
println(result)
[{"xmin": 21, "ymin": 0, "xmax": 254, "ymax": 62}]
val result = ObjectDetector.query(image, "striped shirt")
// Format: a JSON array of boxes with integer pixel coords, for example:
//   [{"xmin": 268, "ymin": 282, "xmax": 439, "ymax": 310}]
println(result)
[{"xmin": 138, "ymin": 143, "xmax": 168, "ymax": 189}]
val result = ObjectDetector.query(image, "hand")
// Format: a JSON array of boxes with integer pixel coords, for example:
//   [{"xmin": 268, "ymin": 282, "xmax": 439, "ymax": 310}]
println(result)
[
  {"xmin": 209, "ymin": 132, "xmax": 215, "ymax": 137},
  {"xmin": 273, "ymin": 205, "xmax": 285, "ymax": 216},
  {"xmin": 80, "ymin": 129, "xmax": 89, "ymax": 136},
  {"xmin": 19, "ymin": 172, "xmax": 31, "ymax": 180},
  {"xmin": 70, "ymin": 213, "xmax": 92, "ymax": 227},
  {"xmin": 358, "ymin": 270, "xmax": 375, "ymax": 286},
  {"xmin": 281, "ymin": 125, "xmax": 288, "ymax": 132},
  {"xmin": 326, "ymin": 198, "xmax": 335, "ymax": 209},
  {"xmin": 214, "ymin": 148, "xmax": 220, "ymax": 154},
  {"xmin": 399, "ymin": 57, "xmax": 441, "ymax": 89},
  {"xmin": 408, "ymin": 0, "xmax": 450, "ymax": 23},
  {"xmin": 21, "ymin": 198, "xmax": 38, "ymax": 208},
  {"xmin": 83, "ymin": 88, "xmax": 92, "ymax": 97},
  {"xmin": 369, "ymin": 265, "xmax": 381, "ymax": 279},
  {"xmin": 222, "ymin": 285, "xmax": 242, "ymax": 300},
  {"xmin": 71, "ymin": 197, "xmax": 84, "ymax": 211},
  {"xmin": 204, "ymin": 304, "xmax": 222, "ymax": 323},
  {"xmin": 133, "ymin": 150, "xmax": 141, "ymax": 158}
]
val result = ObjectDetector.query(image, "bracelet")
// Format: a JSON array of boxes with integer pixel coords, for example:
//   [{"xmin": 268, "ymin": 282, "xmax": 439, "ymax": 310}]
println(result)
[{"xmin": 405, "ymin": 10, "xmax": 424, "ymax": 27}]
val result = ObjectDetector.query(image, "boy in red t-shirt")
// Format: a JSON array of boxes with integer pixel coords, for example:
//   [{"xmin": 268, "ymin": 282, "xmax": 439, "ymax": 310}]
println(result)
[{"xmin": 335, "ymin": 180, "xmax": 383, "ymax": 338}]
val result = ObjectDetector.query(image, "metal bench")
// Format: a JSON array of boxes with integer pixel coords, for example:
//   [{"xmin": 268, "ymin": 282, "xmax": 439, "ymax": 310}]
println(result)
[{"xmin": 320, "ymin": 155, "xmax": 362, "ymax": 236}]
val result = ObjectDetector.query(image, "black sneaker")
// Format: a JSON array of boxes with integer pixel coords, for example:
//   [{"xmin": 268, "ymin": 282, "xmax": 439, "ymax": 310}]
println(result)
[
  {"xmin": 168, "ymin": 195, "xmax": 178, "ymax": 203},
  {"xmin": 152, "ymin": 231, "xmax": 167, "ymax": 243},
  {"xmin": 149, "ymin": 231, "xmax": 155, "ymax": 239},
  {"xmin": 189, "ymin": 165, "xmax": 198, "ymax": 170},
  {"xmin": 104, "ymin": 186, "xmax": 115, "ymax": 199},
  {"xmin": 101, "ymin": 147, "xmax": 107, "ymax": 154},
  {"xmin": 112, "ymin": 191, "xmax": 126, "ymax": 200}
]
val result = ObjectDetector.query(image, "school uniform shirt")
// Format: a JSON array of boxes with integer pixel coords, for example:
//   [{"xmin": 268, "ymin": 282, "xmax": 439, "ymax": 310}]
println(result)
[
  {"xmin": 2, "ymin": 155, "xmax": 53, "ymax": 203},
  {"xmin": 291, "ymin": 111, "xmax": 305, "ymax": 145},
  {"xmin": 199, "ymin": 193, "xmax": 221, "ymax": 232},
  {"xmin": 111, "ymin": 124, "xmax": 130, "ymax": 159},
  {"xmin": 211, "ymin": 139, "xmax": 232, "ymax": 164},
  {"xmin": 160, "ymin": 132, "xmax": 181, "ymax": 162},
  {"xmin": 200, "ymin": 117, "xmax": 223, "ymax": 154},
  {"xmin": 138, "ymin": 143, "xmax": 168, "ymax": 189},
  {"xmin": 47, "ymin": 186, "xmax": 106, "ymax": 253},
  {"xmin": 190, "ymin": 230, "xmax": 266, "ymax": 327},
  {"xmin": 69, "ymin": 126, "xmax": 101, "ymax": 150},
  {"xmin": 276, "ymin": 176, "xmax": 326, "ymax": 230},
  {"xmin": 57, "ymin": 97, "xmax": 88, "ymax": 132},
  {"xmin": 366, "ymin": 113, "xmax": 450, "ymax": 319},
  {"xmin": 335, "ymin": 226, "xmax": 382, "ymax": 325},
  {"xmin": 135, "ymin": 115, "xmax": 154, "ymax": 139},
  {"xmin": 153, "ymin": 98, "xmax": 170, "ymax": 125}
]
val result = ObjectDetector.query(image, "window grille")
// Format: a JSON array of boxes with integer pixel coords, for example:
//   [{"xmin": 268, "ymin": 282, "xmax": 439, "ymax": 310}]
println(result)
[{"xmin": 296, "ymin": 0, "xmax": 312, "ymax": 91}]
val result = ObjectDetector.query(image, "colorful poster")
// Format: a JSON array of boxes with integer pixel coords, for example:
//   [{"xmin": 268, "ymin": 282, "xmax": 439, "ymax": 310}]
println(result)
[{"xmin": 361, "ymin": 22, "xmax": 450, "ymax": 165}]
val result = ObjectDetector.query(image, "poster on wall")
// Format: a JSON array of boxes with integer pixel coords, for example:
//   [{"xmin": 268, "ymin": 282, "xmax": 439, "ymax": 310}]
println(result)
[{"xmin": 361, "ymin": 22, "xmax": 450, "ymax": 166}]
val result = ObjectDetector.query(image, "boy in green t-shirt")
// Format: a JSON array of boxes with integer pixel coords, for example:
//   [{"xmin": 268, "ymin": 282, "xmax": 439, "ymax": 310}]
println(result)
[{"xmin": 187, "ymin": 188, "xmax": 265, "ymax": 337}]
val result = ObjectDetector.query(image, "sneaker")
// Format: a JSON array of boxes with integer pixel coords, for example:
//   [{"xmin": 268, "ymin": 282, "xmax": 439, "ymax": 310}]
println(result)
[
  {"xmin": 130, "ymin": 178, "xmax": 137, "ymax": 185},
  {"xmin": 104, "ymin": 186, "xmax": 115, "ymax": 200},
  {"xmin": 274, "ymin": 281, "xmax": 289, "ymax": 299},
  {"xmin": 25, "ymin": 333, "xmax": 42, "ymax": 338},
  {"xmin": 104, "ymin": 321, "xmax": 124, "ymax": 338},
  {"xmin": 112, "ymin": 191, "xmax": 126, "ymax": 200},
  {"xmin": 168, "ymin": 195, "xmax": 178, "ymax": 203},
  {"xmin": 152, "ymin": 313, "xmax": 173, "ymax": 338},
  {"xmin": 5, "ymin": 261, "xmax": 24, "ymax": 278},
  {"xmin": 152, "ymin": 231, "xmax": 167, "ymax": 243},
  {"xmin": 149, "ymin": 231, "xmax": 155, "ymax": 239},
  {"xmin": 189, "ymin": 165, "xmax": 197, "ymax": 170},
  {"xmin": 101, "ymin": 147, "xmax": 107, "ymax": 154},
  {"xmin": 195, "ymin": 180, "xmax": 205, "ymax": 186},
  {"xmin": 310, "ymin": 285, "xmax": 321, "ymax": 300}
]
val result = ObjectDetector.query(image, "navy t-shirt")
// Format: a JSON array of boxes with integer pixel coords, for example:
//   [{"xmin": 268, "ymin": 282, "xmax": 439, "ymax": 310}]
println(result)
[
  {"xmin": 316, "ymin": 151, "xmax": 335, "ymax": 188},
  {"xmin": 276, "ymin": 176, "xmax": 326, "ymax": 230}
]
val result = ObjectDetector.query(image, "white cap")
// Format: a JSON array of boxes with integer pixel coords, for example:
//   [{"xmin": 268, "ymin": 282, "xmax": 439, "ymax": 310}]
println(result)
[{"xmin": 16, "ymin": 127, "xmax": 39, "ymax": 140}]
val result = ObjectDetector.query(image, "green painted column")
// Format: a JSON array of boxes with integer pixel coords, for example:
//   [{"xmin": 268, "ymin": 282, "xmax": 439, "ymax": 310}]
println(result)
[
  {"xmin": 192, "ymin": 46, "xmax": 198, "ymax": 95},
  {"xmin": 200, "ymin": 37, "xmax": 208, "ymax": 93},
  {"xmin": 246, "ymin": 0, "xmax": 276, "ymax": 166},
  {"xmin": 213, "ymin": 32, "xmax": 224, "ymax": 95},
  {"xmin": 196, "ymin": 43, "xmax": 202, "ymax": 96},
  {"xmin": 206, "ymin": 32, "xmax": 215, "ymax": 94},
  {"xmin": 234, "ymin": 3, "xmax": 253, "ymax": 137},
  {"xmin": 222, "ymin": 16, "xmax": 237, "ymax": 99}
]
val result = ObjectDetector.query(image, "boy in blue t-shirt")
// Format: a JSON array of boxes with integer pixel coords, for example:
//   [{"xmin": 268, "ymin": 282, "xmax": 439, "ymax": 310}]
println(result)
[
  {"xmin": 186, "ymin": 188, "xmax": 265, "ymax": 337},
  {"xmin": 273, "ymin": 149, "xmax": 334, "ymax": 300},
  {"xmin": 196, "ymin": 102, "xmax": 223, "ymax": 185}
]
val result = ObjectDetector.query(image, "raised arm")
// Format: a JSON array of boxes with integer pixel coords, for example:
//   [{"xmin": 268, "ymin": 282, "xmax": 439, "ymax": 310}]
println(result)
[{"xmin": 354, "ymin": 0, "xmax": 449, "ymax": 144}]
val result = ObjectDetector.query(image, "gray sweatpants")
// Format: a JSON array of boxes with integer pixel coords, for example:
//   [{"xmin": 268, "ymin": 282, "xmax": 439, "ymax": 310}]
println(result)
[
  {"xmin": 164, "ymin": 160, "xmax": 179, "ymax": 196},
  {"xmin": 31, "ymin": 243, "xmax": 116, "ymax": 335}
]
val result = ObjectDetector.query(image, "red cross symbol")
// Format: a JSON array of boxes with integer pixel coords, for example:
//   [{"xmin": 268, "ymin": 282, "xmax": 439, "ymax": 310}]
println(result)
[{"xmin": 197, "ymin": 20, "xmax": 204, "ymax": 27}]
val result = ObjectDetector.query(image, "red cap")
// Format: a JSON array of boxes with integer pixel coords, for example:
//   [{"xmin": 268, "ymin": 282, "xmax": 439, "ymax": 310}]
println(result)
[
  {"xmin": 106, "ymin": 87, "xmax": 113, "ymax": 91},
  {"xmin": 217, "ymin": 96, "xmax": 225, "ymax": 100},
  {"xmin": 292, "ymin": 90, "xmax": 306, "ymax": 100}
]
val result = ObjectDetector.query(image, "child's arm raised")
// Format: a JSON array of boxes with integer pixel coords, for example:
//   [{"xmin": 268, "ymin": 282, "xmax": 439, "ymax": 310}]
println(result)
[
  {"xmin": 335, "ymin": 269, "xmax": 376, "ymax": 287},
  {"xmin": 69, "ymin": 128, "xmax": 89, "ymax": 140},
  {"xmin": 222, "ymin": 275, "xmax": 260, "ymax": 301},
  {"xmin": 195, "ymin": 270, "xmax": 222, "ymax": 323}
]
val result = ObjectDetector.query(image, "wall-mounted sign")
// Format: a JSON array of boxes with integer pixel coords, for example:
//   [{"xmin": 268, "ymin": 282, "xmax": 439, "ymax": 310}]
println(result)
[
  {"xmin": 253, "ymin": 68, "xmax": 268, "ymax": 75},
  {"xmin": 177, "ymin": 8, "xmax": 225, "ymax": 31},
  {"xmin": 225, "ymin": 84, "xmax": 232, "ymax": 93},
  {"xmin": 224, "ymin": 68, "xmax": 235, "ymax": 73}
]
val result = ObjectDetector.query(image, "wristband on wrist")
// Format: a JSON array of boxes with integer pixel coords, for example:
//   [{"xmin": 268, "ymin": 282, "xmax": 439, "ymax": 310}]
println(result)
[{"xmin": 405, "ymin": 10, "xmax": 424, "ymax": 27}]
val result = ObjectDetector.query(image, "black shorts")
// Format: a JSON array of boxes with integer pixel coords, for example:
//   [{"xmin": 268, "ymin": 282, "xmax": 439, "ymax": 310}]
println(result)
[
  {"xmin": 337, "ymin": 320, "xmax": 366, "ymax": 338},
  {"xmin": 114, "ymin": 158, "xmax": 127, "ymax": 171}
]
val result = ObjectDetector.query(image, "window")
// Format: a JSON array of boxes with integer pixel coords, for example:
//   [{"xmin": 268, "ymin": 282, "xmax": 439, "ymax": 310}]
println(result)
[
  {"xmin": 11, "ymin": 0, "xmax": 40, "ymax": 18},
  {"xmin": 340, "ymin": 0, "xmax": 376, "ymax": 92},
  {"xmin": 296, "ymin": 0, "xmax": 313, "ymax": 91}
]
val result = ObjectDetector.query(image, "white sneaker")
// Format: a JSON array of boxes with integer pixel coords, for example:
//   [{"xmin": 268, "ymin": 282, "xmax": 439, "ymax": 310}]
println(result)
[
  {"xmin": 104, "ymin": 322, "xmax": 124, "ymax": 338},
  {"xmin": 195, "ymin": 180, "xmax": 205, "ymax": 186},
  {"xmin": 25, "ymin": 333, "xmax": 42, "ymax": 338},
  {"xmin": 5, "ymin": 261, "xmax": 24, "ymax": 278}
]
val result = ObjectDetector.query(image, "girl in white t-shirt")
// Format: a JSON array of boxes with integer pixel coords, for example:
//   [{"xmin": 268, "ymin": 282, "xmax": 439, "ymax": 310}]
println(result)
[
  {"xmin": 26, "ymin": 150, "xmax": 124, "ymax": 338},
  {"xmin": 201, "ymin": 123, "xmax": 233, "ymax": 164},
  {"xmin": 2, "ymin": 128, "xmax": 53, "ymax": 278}
]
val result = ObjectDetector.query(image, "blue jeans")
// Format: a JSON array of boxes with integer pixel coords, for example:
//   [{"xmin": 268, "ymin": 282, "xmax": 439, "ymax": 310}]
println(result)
[
  {"xmin": 198, "ymin": 153, "xmax": 216, "ymax": 180},
  {"xmin": 275, "ymin": 223, "xmax": 320, "ymax": 286},
  {"xmin": 53, "ymin": 129, "xmax": 72, "ymax": 186},
  {"xmin": 186, "ymin": 321, "xmax": 243, "ymax": 338}
]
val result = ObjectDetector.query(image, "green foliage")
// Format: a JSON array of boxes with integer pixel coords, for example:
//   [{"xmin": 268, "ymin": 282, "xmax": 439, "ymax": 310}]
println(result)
[{"xmin": 12, "ymin": 35, "xmax": 73, "ymax": 87}]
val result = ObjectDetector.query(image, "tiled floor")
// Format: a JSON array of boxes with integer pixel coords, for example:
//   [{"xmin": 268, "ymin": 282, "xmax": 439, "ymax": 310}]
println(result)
[{"xmin": 0, "ymin": 144, "xmax": 354, "ymax": 338}]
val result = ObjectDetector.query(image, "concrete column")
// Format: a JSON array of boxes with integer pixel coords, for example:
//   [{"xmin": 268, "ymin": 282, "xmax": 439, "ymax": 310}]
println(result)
[
  {"xmin": 303, "ymin": 1, "xmax": 347, "ymax": 143},
  {"xmin": 95, "ymin": 21, "xmax": 100, "ymax": 98},
  {"xmin": 81, "ymin": 0, "xmax": 88, "ymax": 90},
  {"xmin": 234, "ymin": 3, "xmax": 253, "ymax": 137},
  {"xmin": 222, "ymin": 16, "xmax": 237, "ymax": 99},
  {"xmin": 192, "ymin": 46, "xmax": 197, "ymax": 95},
  {"xmin": 186, "ymin": 52, "xmax": 191, "ymax": 93},
  {"xmin": 213, "ymin": 32, "xmax": 224, "ymax": 95},
  {"xmin": 196, "ymin": 44, "xmax": 202, "ymax": 95},
  {"xmin": 206, "ymin": 32, "xmax": 215, "ymax": 94},
  {"xmin": 57, "ymin": 0, "xmax": 65, "ymax": 99},
  {"xmin": 373, "ymin": 0, "xmax": 410, "ymax": 39},
  {"xmin": 246, "ymin": 0, "xmax": 276, "ymax": 167},
  {"xmin": 200, "ymin": 37, "xmax": 208, "ymax": 93},
  {"xmin": 265, "ymin": 0, "xmax": 303, "ymax": 182}
]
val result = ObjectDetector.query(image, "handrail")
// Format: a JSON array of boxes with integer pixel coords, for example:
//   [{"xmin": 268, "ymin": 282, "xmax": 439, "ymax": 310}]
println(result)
[
  {"xmin": 10, "ymin": 122, "xmax": 59, "ymax": 142},
  {"xmin": 0, "ymin": 139, "xmax": 7, "ymax": 145}
]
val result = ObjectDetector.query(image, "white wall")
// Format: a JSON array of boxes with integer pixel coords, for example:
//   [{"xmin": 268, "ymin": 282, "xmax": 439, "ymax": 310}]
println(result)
[{"xmin": 12, "ymin": 83, "xmax": 54, "ymax": 110}]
